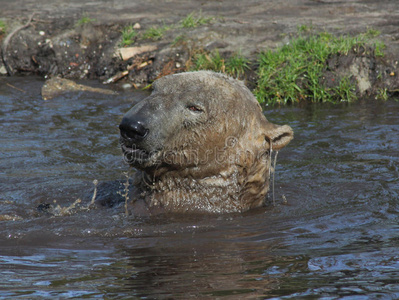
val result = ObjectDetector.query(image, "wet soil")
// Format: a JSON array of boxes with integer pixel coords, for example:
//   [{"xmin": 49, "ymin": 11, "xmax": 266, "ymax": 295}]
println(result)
[{"xmin": 1, "ymin": 0, "xmax": 399, "ymax": 96}]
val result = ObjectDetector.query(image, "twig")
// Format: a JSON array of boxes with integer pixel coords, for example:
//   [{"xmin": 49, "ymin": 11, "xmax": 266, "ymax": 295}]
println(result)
[
  {"xmin": 6, "ymin": 82, "xmax": 26, "ymax": 93},
  {"xmin": 103, "ymin": 70, "xmax": 129, "ymax": 84},
  {"xmin": 103, "ymin": 58, "xmax": 152, "ymax": 84},
  {"xmin": 89, "ymin": 179, "xmax": 98, "ymax": 206},
  {"xmin": 1, "ymin": 13, "xmax": 36, "ymax": 76}
]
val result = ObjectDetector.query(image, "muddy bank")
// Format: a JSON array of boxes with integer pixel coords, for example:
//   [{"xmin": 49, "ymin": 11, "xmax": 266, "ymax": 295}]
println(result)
[{"xmin": 1, "ymin": 0, "xmax": 399, "ymax": 99}]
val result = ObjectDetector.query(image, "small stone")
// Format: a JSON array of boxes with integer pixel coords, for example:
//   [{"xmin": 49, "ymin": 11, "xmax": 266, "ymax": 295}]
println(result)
[
  {"xmin": 117, "ymin": 45, "xmax": 157, "ymax": 61},
  {"xmin": 0, "ymin": 66, "xmax": 7, "ymax": 75},
  {"xmin": 122, "ymin": 83, "xmax": 132, "ymax": 89}
]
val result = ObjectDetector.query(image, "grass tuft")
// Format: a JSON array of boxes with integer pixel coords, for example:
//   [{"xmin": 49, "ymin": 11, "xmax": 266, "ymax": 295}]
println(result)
[
  {"xmin": 225, "ymin": 52, "xmax": 250, "ymax": 77},
  {"xmin": 181, "ymin": 12, "xmax": 212, "ymax": 28},
  {"xmin": 142, "ymin": 24, "xmax": 171, "ymax": 41},
  {"xmin": 120, "ymin": 25, "xmax": 138, "ymax": 47},
  {"xmin": 376, "ymin": 88, "xmax": 389, "ymax": 101},
  {"xmin": 190, "ymin": 50, "xmax": 224, "ymax": 72},
  {"xmin": 365, "ymin": 28, "xmax": 381, "ymax": 38},
  {"xmin": 333, "ymin": 76, "xmax": 357, "ymax": 102},
  {"xmin": 374, "ymin": 41, "xmax": 386, "ymax": 57},
  {"xmin": 76, "ymin": 13, "xmax": 96, "ymax": 27},
  {"xmin": 0, "ymin": 19, "xmax": 6, "ymax": 35},
  {"xmin": 171, "ymin": 34, "xmax": 186, "ymax": 46},
  {"xmin": 189, "ymin": 50, "xmax": 250, "ymax": 78}
]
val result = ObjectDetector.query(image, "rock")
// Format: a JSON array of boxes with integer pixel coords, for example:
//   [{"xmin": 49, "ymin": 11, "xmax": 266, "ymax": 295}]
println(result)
[
  {"xmin": 41, "ymin": 77, "xmax": 116, "ymax": 100},
  {"xmin": 350, "ymin": 57, "xmax": 372, "ymax": 95},
  {"xmin": 117, "ymin": 45, "xmax": 157, "ymax": 61},
  {"xmin": 121, "ymin": 83, "xmax": 132, "ymax": 89},
  {"xmin": 0, "ymin": 65, "xmax": 8, "ymax": 75}
]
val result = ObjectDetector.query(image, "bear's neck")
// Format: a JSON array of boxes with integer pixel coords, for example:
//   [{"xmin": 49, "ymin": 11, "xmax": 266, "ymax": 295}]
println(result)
[{"xmin": 139, "ymin": 166, "xmax": 270, "ymax": 214}]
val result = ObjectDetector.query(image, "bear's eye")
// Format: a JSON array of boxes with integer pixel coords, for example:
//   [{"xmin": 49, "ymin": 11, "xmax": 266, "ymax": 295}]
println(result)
[{"xmin": 187, "ymin": 105, "xmax": 203, "ymax": 113}]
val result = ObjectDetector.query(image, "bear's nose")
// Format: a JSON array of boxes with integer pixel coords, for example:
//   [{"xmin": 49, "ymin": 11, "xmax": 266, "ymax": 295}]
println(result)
[{"xmin": 119, "ymin": 117, "xmax": 149, "ymax": 142}]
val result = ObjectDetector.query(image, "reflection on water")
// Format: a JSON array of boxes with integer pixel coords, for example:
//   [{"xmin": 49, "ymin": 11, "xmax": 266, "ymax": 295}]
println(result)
[{"xmin": 0, "ymin": 77, "xmax": 398, "ymax": 299}]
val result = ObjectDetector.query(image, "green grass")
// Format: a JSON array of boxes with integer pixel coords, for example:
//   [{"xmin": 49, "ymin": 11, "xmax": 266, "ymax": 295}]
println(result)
[
  {"xmin": 171, "ymin": 34, "xmax": 186, "ymax": 46},
  {"xmin": 254, "ymin": 30, "xmax": 384, "ymax": 104},
  {"xmin": 180, "ymin": 12, "xmax": 212, "ymax": 28},
  {"xmin": 376, "ymin": 88, "xmax": 388, "ymax": 101},
  {"xmin": 76, "ymin": 14, "xmax": 96, "ymax": 26},
  {"xmin": 119, "ymin": 22, "xmax": 172, "ymax": 45},
  {"xmin": 225, "ymin": 52, "xmax": 250, "ymax": 77},
  {"xmin": 374, "ymin": 41, "xmax": 386, "ymax": 57},
  {"xmin": 333, "ymin": 76, "xmax": 357, "ymax": 102},
  {"xmin": 0, "ymin": 19, "xmax": 6, "ymax": 35},
  {"xmin": 297, "ymin": 24, "xmax": 313, "ymax": 33},
  {"xmin": 365, "ymin": 28, "xmax": 381, "ymax": 38},
  {"xmin": 142, "ymin": 24, "xmax": 171, "ymax": 41},
  {"xmin": 120, "ymin": 25, "xmax": 138, "ymax": 47},
  {"xmin": 189, "ymin": 50, "xmax": 250, "ymax": 78},
  {"xmin": 190, "ymin": 50, "xmax": 223, "ymax": 72},
  {"xmin": 190, "ymin": 52, "xmax": 208, "ymax": 70}
]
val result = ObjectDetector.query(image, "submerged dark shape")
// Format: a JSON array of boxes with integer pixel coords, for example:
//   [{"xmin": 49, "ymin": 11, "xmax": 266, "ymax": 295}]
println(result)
[{"xmin": 119, "ymin": 71, "xmax": 293, "ymax": 213}]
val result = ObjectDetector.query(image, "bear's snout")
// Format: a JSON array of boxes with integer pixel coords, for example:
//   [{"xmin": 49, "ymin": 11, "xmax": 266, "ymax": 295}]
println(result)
[{"xmin": 119, "ymin": 116, "xmax": 149, "ymax": 143}]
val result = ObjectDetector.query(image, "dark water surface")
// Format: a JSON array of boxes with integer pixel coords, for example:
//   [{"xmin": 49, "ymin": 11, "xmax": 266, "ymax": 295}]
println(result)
[{"xmin": 1, "ymin": 77, "xmax": 398, "ymax": 299}]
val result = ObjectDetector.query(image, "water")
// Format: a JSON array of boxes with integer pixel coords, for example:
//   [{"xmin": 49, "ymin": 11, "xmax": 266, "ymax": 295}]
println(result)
[{"xmin": 0, "ymin": 77, "xmax": 398, "ymax": 299}]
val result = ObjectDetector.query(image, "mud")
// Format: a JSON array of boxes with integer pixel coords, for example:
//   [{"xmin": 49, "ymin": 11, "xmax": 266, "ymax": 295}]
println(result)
[{"xmin": 1, "ymin": 0, "xmax": 399, "ymax": 96}]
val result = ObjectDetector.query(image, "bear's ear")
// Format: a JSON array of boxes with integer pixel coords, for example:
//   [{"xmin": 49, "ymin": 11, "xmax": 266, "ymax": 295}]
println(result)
[{"xmin": 264, "ymin": 123, "xmax": 294, "ymax": 150}]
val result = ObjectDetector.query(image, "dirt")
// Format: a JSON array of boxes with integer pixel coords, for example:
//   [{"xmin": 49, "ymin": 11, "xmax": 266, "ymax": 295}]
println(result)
[{"xmin": 1, "ymin": 0, "xmax": 399, "ymax": 97}]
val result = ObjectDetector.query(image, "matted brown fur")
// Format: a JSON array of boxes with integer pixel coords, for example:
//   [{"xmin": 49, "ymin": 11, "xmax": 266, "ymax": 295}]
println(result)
[{"xmin": 119, "ymin": 71, "xmax": 293, "ymax": 213}]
